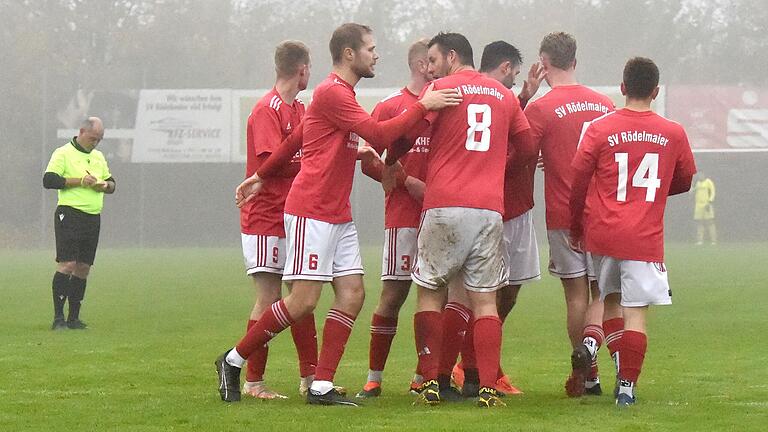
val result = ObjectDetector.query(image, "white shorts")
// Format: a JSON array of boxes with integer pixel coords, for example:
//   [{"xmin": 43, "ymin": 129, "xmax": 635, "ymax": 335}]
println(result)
[
  {"xmin": 381, "ymin": 227, "xmax": 417, "ymax": 281},
  {"xmin": 547, "ymin": 229, "xmax": 595, "ymax": 280},
  {"xmin": 503, "ymin": 210, "xmax": 541, "ymax": 285},
  {"xmin": 591, "ymin": 255, "xmax": 672, "ymax": 307},
  {"xmin": 283, "ymin": 214, "xmax": 364, "ymax": 282},
  {"xmin": 241, "ymin": 234, "xmax": 286, "ymax": 275},
  {"xmin": 412, "ymin": 207, "xmax": 506, "ymax": 293}
]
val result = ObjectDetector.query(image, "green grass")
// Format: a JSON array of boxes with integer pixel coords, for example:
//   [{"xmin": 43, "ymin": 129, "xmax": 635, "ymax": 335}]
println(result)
[{"xmin": 1, "ymin": 243, "xmax": 766, "ymax": 431}]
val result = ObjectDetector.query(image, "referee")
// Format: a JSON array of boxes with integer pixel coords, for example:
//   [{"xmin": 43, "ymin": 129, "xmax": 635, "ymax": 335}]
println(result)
[{"xmin": 43, "ymin": 117, "xmax": 115, "ymax": 330}]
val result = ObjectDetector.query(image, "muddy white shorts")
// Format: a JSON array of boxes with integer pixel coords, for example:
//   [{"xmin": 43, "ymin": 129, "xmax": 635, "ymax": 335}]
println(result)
[
  {"xmin": 381, "ymin": 227, "xmax": 417, "ymax": 281},
  {"xmin": 282, "ymin": 214, "xmax": 364, "ymax": 282},
  {"xmin": 412, "ymin": 207, "xmax": 506, "ymax": 292},
  {"xmin": 591, "ymin": 254, "xmax": 672, "ymax": 307}
]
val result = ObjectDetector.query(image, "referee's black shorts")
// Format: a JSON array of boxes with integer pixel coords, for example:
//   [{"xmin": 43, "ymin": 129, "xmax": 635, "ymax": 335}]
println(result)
[{"xmin": 54, "ymin": 205, "xmax": 101, "ymax": 266}]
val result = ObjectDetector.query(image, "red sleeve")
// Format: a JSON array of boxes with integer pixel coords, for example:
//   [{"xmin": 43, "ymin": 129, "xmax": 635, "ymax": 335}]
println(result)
[
  {"xmin": 250, "ymin": 106, "xmax": 282, "ymax": 157},
  {"xmin": 569, "ymin": 125, "xmax": 600, "ymax": 236},
  {"xmin": 524, "ymin": 102, "xmax": 547, "ymax": 149},
  {"xmin": 506, "ymin": 129, "xmax": 536, "ymax": 171},
  {"xmin": 323, "ymin": 85, "xmax": 428, "ymax": 154},
  {"xmin": 368, "ymin": 102, "xmax": 391, "ymax": 154},
  {"xmin": 256, "ymin": 121, "xmax": 303, "ymax": 178},
  {"xmin": 569, "ymin": 167, "xmax": 593, "ymax": 237},
  {"xmin": 669, "ymin": 127, "xmax": 697, "ymax": 196}
]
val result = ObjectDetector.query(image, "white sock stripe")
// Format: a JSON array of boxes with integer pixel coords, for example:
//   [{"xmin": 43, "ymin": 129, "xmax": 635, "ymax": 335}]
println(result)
[
  {"xmin": 271, "ymin": 302, "xmax": 290, "ymax": 328},
  {"xmin": 444, "ymin": 303, "xmax": 471, "ymax": 322},
  {"xmin": 327, "ymin": 310, "xmax": 355, "ymax": 328}
]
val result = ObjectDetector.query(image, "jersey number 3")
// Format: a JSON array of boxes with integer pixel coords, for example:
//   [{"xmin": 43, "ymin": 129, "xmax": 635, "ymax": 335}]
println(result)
[
  {"xmin": 614, "ymin": 152, "xmax": 661, "ymax": 202},
  {"xmin": 465, "ymin": 104, "xmax": 491, "ymax": 152}
]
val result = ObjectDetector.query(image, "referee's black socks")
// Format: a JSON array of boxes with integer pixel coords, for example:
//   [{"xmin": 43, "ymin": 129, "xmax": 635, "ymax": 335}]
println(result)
[
  {"xmin": 52, "ymin": 272, "xmax": 69, "ymax": 320},
  {"xmin": 67, "ymin": 276, "xmax": 87, "ymax": 322}
]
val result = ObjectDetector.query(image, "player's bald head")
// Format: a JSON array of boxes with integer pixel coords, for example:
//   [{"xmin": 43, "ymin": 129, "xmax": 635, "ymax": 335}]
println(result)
[
  {"xmin": 539, "ymin": 32, "xmax": 576, "ymax": 70},
  {"xmin": 407, "ymin": 38, "xmax": 429, "ymax": 70},
  {"xmin": 275, "ymin": 40, "xmax": 310, "ymax": 78},
  {"xmin": 80, "ymin": 117, "xmax": 103, "ymax": 133},
  {"xmin": 330, "ymin": 23, "xmax": 373, "ymax": 65},
  {"xmin": 623, "ymin": 57, "xmax": 659, "ymax": 99}
]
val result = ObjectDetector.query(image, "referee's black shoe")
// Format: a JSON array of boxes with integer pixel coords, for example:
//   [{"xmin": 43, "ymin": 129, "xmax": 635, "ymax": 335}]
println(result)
[
  {"xmin": 307, "ymin": 387, "xmax": 359, "ymax": 406},
  {"xmin": 66, "ymin": 319, "xmax": 87, "ymax": 330},
  {"xmin": 51, "ymin": 318, "xmax": 67, "ymax": 331},
  {"xmin": 215, "ymin": 351, "xmax": 241, "ymax": 402}
]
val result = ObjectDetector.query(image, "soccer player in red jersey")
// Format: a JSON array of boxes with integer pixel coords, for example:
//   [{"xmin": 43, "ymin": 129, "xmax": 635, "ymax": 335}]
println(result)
[
  {"xmin": 524, "ymin": 32, "xmax": 615, "ymax": 396},
  {"xmin": 217, "ymin": 23, "xmax": 461, "ymax": 406},
  {"xmin": 354, "ymin": 38, "xmax": 432, "ymax": 399},
  {"xmin": 238, "ymin": 41, "xmax": 318, "ymax": 400},
  {"xmin": 451, "ymin": 41, "xmax": 545, "ymax": 398},
  {"xmin": 569, "ymin": 57, "xmax": 696, "ymax": 407},
  {"xmin": 385, "ymin": 32, "xmax": 536, "ymax": 408}
]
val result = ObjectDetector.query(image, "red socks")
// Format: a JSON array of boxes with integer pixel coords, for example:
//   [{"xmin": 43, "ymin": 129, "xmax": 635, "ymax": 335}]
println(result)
[
  {"xmin": 290, "ymin": 313, "xmax": 318, "ymax": 378},
  {"xmin": 414, "ymin": 311, "xmax": 442, "ymax": 381},
  {"xmin": 603, "ymin": 317, "xmax": 625, "ymax": 372},
  {"xmin": 439, "ymin": 302, "xmax": 472, "ymax": 377},
  {"xmin": 236, "ymin": 300, "xmax": 294, "ymax": 359},
  {"xmin": 619, "ymin": 330, "xmax": 647, "ymax": 383},
  {"xmin": 474, "ymin": 316, "xmax": 503, "ymax": 389},
  {"xmin": 245, "ymin": 319, "xmax": 268, "ymax": 382},
  {"xmin": 582, "ymin": 324, "xmax": 605, "ymax": 380},
  {"xmin": 461, "ymin": 319, "xmax": 477, "ymax": 370},
  {"xmin": 315, "ymin": 309, "xmax": 357, "ymax": 382},
  {"xmin": 368, "ymin": 313, "xmax": 398, "ymax": 373}
]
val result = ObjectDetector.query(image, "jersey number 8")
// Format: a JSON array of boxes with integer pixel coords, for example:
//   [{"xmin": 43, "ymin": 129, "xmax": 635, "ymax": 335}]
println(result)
[{"xmin": 465, "ymin": 104, "xmax": 492, "ymax": 152}]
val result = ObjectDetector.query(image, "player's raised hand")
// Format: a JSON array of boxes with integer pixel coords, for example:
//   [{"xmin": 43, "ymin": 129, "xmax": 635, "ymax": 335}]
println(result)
[
  {"xmin": 235, "ymin": 174, "xmax": 263, "ymax": 208},
  {"xmin": 519, "ymin": 62, "xmax": 546, "ymax": 103},
  {"xmin": 419, "ymin": 82, "xmax": 462, "ymax": 111},
  {"xmin": 382, "ymin": 162, "xmax": 404, "ymax": 195}
]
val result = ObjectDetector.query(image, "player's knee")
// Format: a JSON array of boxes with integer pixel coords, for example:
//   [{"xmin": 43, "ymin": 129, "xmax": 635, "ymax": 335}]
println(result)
[
  {"xmin": 74, "ymin": 263, "xmax": 91, "ymax": 279},
  {"xmin": 57, "ymin": 261, "xmax": 76, "ymax": 274}
]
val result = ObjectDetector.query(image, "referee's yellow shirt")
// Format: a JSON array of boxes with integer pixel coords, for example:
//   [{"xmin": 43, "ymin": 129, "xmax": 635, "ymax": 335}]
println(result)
[{"xmin": 45, "ymin": 138, "xmax": 112, "ymax": 215}]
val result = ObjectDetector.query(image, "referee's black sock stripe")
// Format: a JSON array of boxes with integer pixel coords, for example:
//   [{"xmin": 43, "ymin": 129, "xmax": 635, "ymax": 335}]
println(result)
[
  {"xmin": 52, "ymin": 272, "xmax": 70, "ymax": 319},
  {"xmin": 67, "ymin": 276, "xmax": 87, "ymax": 322}
]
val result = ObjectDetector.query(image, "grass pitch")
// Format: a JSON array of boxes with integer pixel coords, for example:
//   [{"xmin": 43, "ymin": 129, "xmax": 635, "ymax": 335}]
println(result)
[{"xmin": 0, "ymin": 243, "xmax": 766, "ymax": 431}]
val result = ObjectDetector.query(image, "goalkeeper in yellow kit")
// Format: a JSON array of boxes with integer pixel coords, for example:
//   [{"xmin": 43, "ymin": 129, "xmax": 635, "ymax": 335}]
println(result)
[{"xmin": 693, "ymin": 173, "xmax": 716, "ymax": 245}]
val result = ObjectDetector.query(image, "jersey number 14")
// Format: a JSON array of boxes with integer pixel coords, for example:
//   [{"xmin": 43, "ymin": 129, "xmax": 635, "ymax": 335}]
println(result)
[{"xmin": 614, "ymin": 152, "xmax": 661, "ymax": 202}]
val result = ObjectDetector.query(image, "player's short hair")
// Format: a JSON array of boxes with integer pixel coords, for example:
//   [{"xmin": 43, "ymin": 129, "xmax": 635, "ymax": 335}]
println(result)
[
  {"xmin": 623, "ymin": 57, "xmax": 659, "ymax": 99},
  {"xmin": 274, "ymin": 40, "xmax": 310, "ymax": 78},
  {"xmin": 407, "ymin": 38, "xmax": 430, "ymax": 68},
  {"xmin": 479, "ymin": 41, "xmax": 522, "ymax": 73},
  {"xmin": 330, "ymin": 23, "xmax": 373, "ymax": 65},
  {"xmin": 539, "ymin": 32, "xmax": 576, "ymax": 69},
  {"xmin": 428, "ymin": 32, "xmax": 474, "ymax": 68}
]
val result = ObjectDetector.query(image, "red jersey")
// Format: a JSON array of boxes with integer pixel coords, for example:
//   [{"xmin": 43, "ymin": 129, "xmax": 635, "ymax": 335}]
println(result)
[
  {"xmin": 370, "ymin": 88, "xmax": 430, "ymax": 228},
  {"xmin": 421, "ymin": 70, "xmax": 530, "ymax": 214},
  {"xmin": 525, "ymin": 85, "xmax": 614, "ymax": 229},
  {"xmin": 572, "ymin": 109, "xmax": 697, "ymax": 262},
  {"xmin": 503, "ymin": 163, "xmax": 535, "ymax": 221},
  {"xmin": 286, "ymin": 73, "xmax": 429, "ymax": 223},
  {"xmin": 240, "ymin": 88, "xmax": 304, "ymax": 236}
]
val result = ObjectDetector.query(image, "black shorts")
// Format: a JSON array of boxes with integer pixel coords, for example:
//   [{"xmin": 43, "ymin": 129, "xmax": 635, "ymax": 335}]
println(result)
[{"xmin": 54, "ymin": 205, "xmax": 101, "ymax": 265}]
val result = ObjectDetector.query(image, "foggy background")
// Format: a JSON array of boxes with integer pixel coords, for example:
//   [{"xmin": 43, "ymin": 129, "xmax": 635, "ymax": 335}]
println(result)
[{"xmin": 1, "ymin": 0, "xmax": 767, "ymax": 252}]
